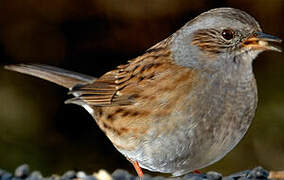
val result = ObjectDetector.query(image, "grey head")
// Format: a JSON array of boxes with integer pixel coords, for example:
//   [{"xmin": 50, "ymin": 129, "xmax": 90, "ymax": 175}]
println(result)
[{"xmin": 170, "ymin": 8, "xmax": 281, "ymax": 77}]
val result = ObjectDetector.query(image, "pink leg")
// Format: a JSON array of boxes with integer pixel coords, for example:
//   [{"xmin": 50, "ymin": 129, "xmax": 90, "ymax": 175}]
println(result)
[
  {"xmin": 131, "ymin": 161, "xmax": 144, "ymax": 178},
  {"xmin": 193, "ymin": 170, "xmax": 201, "ymax": 174}
]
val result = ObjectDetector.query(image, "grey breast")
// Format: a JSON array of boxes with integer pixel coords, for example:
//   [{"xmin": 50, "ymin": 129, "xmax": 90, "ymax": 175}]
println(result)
[{"xmin": 132, "ymin": 69, "xmax": 257, "ymax": 176}]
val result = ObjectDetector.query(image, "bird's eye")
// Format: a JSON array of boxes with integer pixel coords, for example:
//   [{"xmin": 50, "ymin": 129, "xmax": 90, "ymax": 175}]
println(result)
[{"xmin": 221, "ymin": 29, "xmax": 234, "ymax": 40}]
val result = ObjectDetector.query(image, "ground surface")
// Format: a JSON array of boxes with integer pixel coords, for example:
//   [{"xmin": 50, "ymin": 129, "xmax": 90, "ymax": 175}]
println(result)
[{"xmin": 0, "ymin": 164, "xmax": 277, "ymax": 180}]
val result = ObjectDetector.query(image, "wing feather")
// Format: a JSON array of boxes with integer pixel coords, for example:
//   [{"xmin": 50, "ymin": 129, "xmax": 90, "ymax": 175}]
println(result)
[{"xmin": 66, "ymin": 47, "xmax": 172, "ymax": 106}]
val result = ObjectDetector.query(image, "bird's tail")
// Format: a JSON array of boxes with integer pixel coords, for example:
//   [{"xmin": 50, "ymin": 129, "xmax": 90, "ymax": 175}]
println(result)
[{"xmin": 4, "ymin": 64, "xmax": 96, "ymax": 89}]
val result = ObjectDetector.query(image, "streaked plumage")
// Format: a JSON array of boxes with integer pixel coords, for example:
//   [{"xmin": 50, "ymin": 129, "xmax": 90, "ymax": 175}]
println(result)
[{"xmin": 5, "ymin": 7, "xmax": 281, "ymax": 177}]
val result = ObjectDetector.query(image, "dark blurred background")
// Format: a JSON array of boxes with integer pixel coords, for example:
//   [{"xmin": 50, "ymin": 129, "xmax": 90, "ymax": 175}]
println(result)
[{"xmin": 0, "ymin": 0, "xmax": 283, "ymax": 177}]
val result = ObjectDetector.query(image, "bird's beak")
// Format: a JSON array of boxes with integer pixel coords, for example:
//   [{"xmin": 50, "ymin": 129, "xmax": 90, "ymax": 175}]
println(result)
[{"xmin": 242, "ymin": 32, "xmax": 282, "ymax": 52}]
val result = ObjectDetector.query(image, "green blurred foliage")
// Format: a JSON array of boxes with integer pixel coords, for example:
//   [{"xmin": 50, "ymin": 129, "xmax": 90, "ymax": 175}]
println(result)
[{"xmin": 0, "ymin": 0, "xmax": 283, "ymax": 177}]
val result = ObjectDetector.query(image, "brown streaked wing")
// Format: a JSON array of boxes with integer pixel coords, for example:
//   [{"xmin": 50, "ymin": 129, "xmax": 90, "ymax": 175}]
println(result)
[{"xmin": 66, "ymin": 47, "xmax": 173, "ymax": 106}]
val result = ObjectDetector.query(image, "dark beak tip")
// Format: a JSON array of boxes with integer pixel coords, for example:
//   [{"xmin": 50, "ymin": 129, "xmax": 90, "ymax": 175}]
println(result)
[{"xmin": 256, "ymin": 32, "xmax": 282, "ymax": 42}]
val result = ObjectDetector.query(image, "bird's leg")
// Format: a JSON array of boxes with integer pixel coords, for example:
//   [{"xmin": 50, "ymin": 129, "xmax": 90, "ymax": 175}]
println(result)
[
  {"xmin": 131, "ymin": 160, "xmax": 144, "ymax": 178},
  {"xmin": 193, "ymin": 170, "xmax": 201, "ymax": 174}
]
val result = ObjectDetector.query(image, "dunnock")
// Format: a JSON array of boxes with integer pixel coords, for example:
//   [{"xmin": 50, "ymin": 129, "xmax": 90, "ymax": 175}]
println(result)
[{"xmin": 5, "ymin": 8, "xmax": 282, "ymax": 178}]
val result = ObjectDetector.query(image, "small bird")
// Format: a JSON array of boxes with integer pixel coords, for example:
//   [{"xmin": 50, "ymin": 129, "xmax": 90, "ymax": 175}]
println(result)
[{"xmin": 5, "ymin": 7, "xmax": 282, "ymax": 178}]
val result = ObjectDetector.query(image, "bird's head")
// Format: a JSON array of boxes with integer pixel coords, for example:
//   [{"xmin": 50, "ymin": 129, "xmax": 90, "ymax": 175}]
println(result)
[{"xmin": 171, "ymin": 8, "xmax": 282, "ymax": 71}]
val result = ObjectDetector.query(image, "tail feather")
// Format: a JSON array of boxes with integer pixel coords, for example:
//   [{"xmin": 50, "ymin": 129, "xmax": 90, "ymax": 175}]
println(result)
[{"xmin": 4, "ymin": 64, "xmax": 97, "ymax": 89}]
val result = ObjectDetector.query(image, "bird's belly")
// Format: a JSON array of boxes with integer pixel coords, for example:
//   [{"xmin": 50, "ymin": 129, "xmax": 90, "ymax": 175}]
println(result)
[
  {"xmin": 134, "ymin": 110, "xmax": 254, "ymax": 175},
  {"xmin": 118, "ymin": 80, "xmax": 257, "ymax": 176},
  {"xmin": 141, "ymin": 120, "xmax": 250, "ymax": 174}
]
